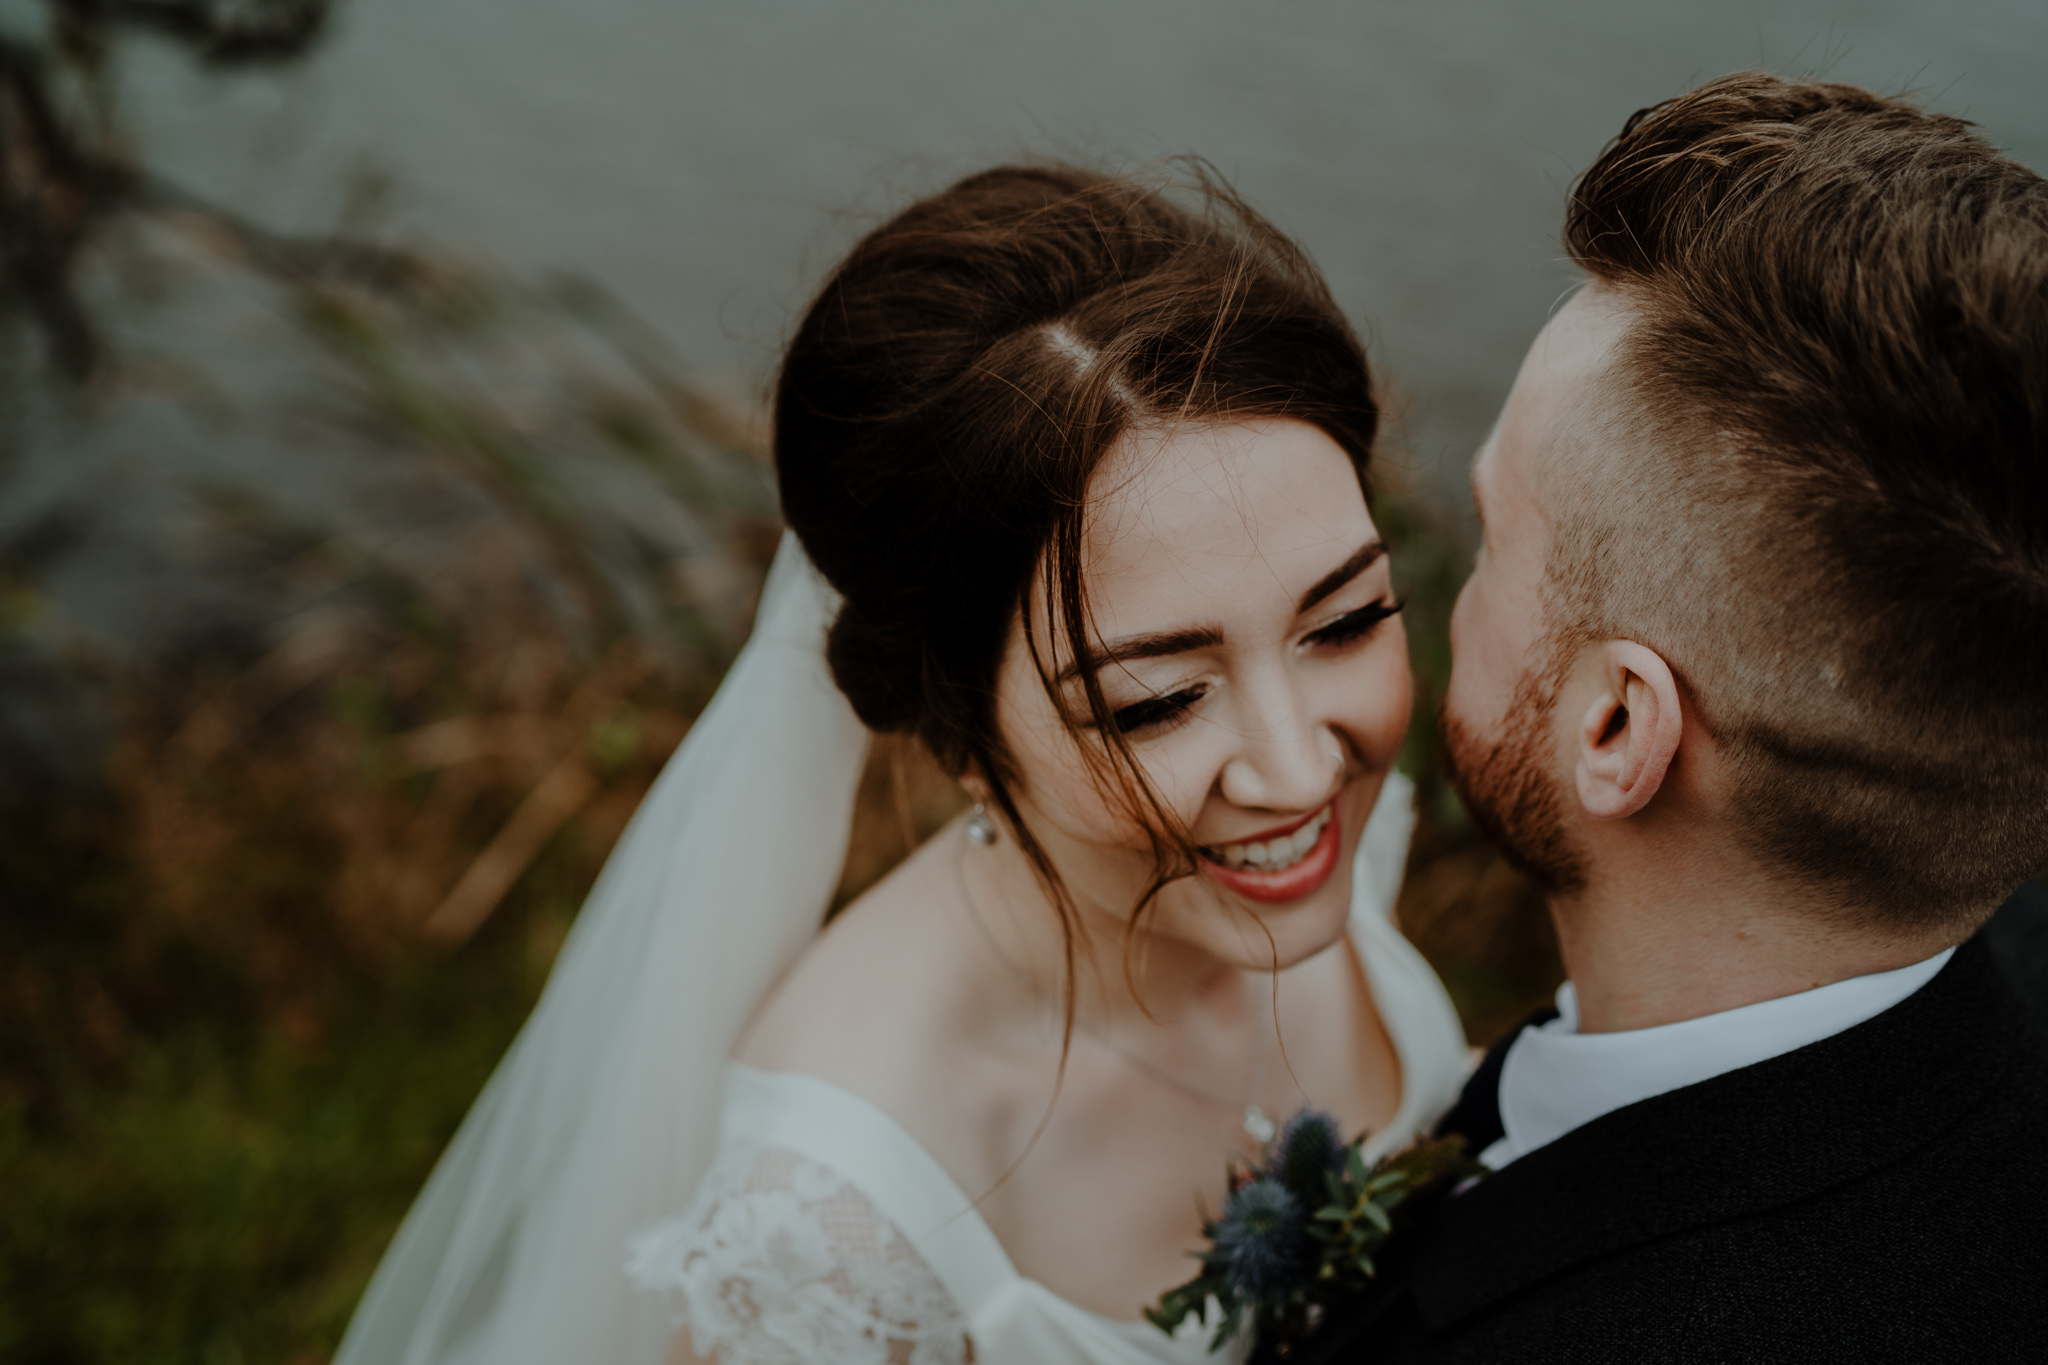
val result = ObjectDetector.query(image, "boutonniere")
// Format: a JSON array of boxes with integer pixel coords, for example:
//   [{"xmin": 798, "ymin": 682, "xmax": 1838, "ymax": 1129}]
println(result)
[{"xmin": 1146, "ymin": 1108, "xmax": 1486, "ymax": 1356}]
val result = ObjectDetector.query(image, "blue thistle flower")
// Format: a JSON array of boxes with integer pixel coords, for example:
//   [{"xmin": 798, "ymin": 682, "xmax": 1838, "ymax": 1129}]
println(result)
[
  {"xmin": 1270, "ymin": 1108, "xmax": 1344, "ymax": 1200},
  {"xmin": 1210, "ymin": 1176, "xmax": 1313, "ymax": 1297}
]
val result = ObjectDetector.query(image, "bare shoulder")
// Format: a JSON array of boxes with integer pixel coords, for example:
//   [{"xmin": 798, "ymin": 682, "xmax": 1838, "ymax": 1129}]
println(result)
[{"xmin": 734, "ymin": 830, "xmax": 983, "ymax": 1106}]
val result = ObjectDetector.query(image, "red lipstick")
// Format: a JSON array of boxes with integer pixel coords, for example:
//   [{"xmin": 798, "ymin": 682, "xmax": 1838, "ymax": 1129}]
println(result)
[{"xmin": 1196, "ymin": 794, "xmax": 1343, "ymax": 905}]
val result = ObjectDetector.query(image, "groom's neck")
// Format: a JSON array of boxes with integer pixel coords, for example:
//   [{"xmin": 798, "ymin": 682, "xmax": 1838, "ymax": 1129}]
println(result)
[{"xmin": 1548, "ymin": 860, "xmax": 1957, "ymax": 1034}]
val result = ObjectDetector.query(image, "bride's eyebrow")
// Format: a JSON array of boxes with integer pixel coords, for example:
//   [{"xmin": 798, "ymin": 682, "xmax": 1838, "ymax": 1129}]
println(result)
[
  {"xmin": 1058, "ymin": 625, "xmax": 1224, "ymax": 684},
  {"xmin": 1298, "ymin": 539, "xmax": 1387, "ymax": 613},
  {"xmin": 1055, "ymin": 540, "xmax": 1387, "ymax": 684}
]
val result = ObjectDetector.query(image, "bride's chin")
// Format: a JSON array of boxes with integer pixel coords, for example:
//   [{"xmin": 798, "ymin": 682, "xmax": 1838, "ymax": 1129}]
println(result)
[{"xmin": 1204, "ymin": 867, "xmax": 1358, "ymax": 973}]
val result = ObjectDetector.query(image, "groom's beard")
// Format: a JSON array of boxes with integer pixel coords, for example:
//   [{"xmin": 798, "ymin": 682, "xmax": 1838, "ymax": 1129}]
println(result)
[{"xmin": 1439, "ymin": 649, "xmax": 1586, "ymax": 896}]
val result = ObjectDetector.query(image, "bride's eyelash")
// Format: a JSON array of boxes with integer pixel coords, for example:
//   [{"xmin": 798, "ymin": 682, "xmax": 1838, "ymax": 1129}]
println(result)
[
  {"xmin": 1109, "ymin": 685, "xmax": 1208, "ymax": 736},
  {"xmin": 1307, "ymin": 599, "xmax": 1404, "ymax": 649},
  {"xmin": 1101, "ymin": 601, "xmax": 1399, "ymax": 735}
]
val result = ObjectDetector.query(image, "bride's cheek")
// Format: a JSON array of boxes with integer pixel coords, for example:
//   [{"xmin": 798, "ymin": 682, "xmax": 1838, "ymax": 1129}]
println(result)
[
  {"xmin": 1335, "ymin": 643, "xmax": 1412, "ymax": 767},
  {"xmin": 1123, "ymin": 732, "xmax": 1213, "ymax": 832}
]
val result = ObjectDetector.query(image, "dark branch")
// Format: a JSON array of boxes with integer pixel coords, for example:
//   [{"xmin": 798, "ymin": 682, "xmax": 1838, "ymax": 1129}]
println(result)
[{"xmin": 0, "ymin": 1, "xmax": 343, "ymax": 380}]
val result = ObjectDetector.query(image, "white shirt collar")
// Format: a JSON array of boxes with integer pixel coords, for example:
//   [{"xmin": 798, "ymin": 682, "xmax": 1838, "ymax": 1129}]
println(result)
[{"xmin": 1481, "ymin": 946, "xmax": 1955, "ymax": 1170}]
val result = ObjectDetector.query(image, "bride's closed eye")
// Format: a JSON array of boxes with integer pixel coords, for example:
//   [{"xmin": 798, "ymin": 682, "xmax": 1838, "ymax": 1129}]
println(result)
[
  {"xmin": 1104, "ymin": 601, "xmax": 1402, "ymax": 736},
  {"xmin": 1110, "ymin": 684, "xmax": 1209, "ymax": 736},
  {"xmin": 1305, "ymin": 599, "xmax": 1404, "ymax": 650}
]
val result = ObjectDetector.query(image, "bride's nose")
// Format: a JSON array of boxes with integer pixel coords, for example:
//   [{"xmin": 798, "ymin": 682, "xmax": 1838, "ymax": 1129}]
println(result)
[{"xmin": 1218, "ymin": 683, "xmax": 1343, "ymax": 814}]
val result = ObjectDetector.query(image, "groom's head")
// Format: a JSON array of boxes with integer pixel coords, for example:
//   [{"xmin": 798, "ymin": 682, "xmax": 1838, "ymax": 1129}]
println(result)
[{"xmin": 1444, "ymin": 72, "xmax": 2048, "ymax": 938}]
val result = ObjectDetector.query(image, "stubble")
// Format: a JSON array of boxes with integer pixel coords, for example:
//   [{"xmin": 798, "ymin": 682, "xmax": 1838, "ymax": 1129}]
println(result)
[{"xmin": 1438, "ymin": 641, "xmax": 1586, "ymax": 895}]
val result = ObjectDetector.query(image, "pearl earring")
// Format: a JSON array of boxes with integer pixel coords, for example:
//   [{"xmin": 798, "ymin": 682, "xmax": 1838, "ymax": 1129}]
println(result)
[{"xmin": 966, "ymin": 800, "xmax": 998, "ymax": 847}]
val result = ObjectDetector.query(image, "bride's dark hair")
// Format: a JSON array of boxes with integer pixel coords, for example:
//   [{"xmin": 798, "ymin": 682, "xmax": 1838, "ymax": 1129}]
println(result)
[{"xmin": 776, "ymin": 162, "xmax": 1379, "ymax": 992}]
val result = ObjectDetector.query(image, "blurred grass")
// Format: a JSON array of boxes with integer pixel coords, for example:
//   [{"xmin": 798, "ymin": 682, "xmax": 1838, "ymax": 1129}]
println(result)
[
  {"xmin": 2, "ymin": 826, "xmax": 548, "ymax": 1360},
  {"xmin": 0, "ymin": 539, "xmax": 734, "ymax": 1363}
]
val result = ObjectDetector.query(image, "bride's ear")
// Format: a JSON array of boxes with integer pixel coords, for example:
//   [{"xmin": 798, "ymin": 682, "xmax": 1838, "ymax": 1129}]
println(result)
[{"xmin": 1573, "ymin": 641, "xmax": 1683, "ymax": 820}]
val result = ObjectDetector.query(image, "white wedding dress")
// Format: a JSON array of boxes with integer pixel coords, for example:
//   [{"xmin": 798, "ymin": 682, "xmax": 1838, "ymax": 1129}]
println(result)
[
  {"xmin": 333, "ymin": 535, "xmax": 1469, "ymax": 1365},
  {"xmin": 626, "ymin": 797, "xmax": 1471, "ymax": 1365}
]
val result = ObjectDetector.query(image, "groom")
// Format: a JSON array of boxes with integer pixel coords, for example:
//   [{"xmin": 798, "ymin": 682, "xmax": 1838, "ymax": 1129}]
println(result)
[{"xmin": 1274, "ymin": 72, "xmax": 2048, "ymax": 1362}]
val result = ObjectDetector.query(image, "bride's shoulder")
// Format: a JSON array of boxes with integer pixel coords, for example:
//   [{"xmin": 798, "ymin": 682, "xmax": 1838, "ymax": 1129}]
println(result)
[{"xmin": 735, "ymin": 830, "xmax": 981, "ymax": 1094}]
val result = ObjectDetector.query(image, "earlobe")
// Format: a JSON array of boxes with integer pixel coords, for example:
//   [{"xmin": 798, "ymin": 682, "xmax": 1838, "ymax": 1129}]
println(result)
[{"xmin": 1574, "ymin": 642, "xmax": 1683, "ymax": 819}]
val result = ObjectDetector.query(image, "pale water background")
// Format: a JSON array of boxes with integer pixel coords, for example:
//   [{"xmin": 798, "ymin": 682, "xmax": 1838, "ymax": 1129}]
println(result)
[{"xmin": 118, "ymin": 0, "xmax": 2048, "ymax": 504}]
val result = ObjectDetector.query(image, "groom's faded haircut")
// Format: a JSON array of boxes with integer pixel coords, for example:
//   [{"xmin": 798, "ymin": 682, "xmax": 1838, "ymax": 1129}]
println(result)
[{"xmin": 1548, "ymin": 71, "xmax": 2048, "ymax": 932}]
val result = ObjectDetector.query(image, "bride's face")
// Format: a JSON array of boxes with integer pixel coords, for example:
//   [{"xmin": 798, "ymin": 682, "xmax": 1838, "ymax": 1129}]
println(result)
[{"xmin": 992, "ymin": 417, "xmax": 1412, "ymax": 973}]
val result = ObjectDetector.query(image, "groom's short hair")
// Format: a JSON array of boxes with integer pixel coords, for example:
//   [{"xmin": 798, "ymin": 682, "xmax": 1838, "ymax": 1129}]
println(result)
[{"xmin": 1549, "ymin": 71, "xmax": 2048, "ymax": 931}]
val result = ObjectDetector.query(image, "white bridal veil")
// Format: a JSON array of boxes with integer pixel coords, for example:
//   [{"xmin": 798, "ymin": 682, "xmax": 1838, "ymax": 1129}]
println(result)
[{"xmin": 335, "ymin": 533, "xmax": 868, "ymax": 1365}]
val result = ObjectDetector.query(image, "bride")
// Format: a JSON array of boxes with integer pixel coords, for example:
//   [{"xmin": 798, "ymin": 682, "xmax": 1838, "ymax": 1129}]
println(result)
[{"xmin": 334, "ymin": 164, "xmax": 1470, "ymax": 1365}]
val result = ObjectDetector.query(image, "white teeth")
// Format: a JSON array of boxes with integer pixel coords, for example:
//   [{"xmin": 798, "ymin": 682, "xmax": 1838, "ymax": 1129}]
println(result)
[{"xmin": 1209, "ymin": 806, "xmax": 1330, "ymax": 873}]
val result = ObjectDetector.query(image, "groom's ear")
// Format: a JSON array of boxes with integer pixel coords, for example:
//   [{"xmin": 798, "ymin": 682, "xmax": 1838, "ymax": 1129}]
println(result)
[{"xmin": 1572, "ymin": 641, "xmax": 1683, "ymax": 820}]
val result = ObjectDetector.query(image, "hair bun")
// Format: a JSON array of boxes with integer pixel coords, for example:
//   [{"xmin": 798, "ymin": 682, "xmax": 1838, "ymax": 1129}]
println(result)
[{"xmin": 824, "ymin": 599, "xmax": 921, "ymax": 735}]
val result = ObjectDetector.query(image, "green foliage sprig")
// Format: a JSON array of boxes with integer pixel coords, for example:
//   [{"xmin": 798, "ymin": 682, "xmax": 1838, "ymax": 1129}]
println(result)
[{"xmin": 1147, "ymin": 1109, "xmax": 1486, "ymax": 1355}]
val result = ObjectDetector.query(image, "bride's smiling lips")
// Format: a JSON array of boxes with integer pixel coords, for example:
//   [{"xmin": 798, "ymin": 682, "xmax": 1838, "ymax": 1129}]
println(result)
[{"xmin": 1195, "ymin": 794, "xmax": 1343, "ymax": 905}]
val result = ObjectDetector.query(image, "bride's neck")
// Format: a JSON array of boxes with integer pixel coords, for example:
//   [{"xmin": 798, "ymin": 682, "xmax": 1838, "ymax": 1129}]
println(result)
[{"xmin": 958, "ymin": 828, "xmax": 1254, "ymax": 1036}]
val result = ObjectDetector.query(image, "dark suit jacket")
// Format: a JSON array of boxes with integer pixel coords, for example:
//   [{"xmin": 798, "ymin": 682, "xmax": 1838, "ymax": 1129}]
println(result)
[{"xmin": 1270, "ymin": 915, "xmax": 2048, "ymax": 1364}]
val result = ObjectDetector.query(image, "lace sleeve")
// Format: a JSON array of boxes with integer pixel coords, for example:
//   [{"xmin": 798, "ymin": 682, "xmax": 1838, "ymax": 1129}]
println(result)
[{"xmin": 628, "ymin": 1144, "xmax": 972, "ymax": 1365}]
